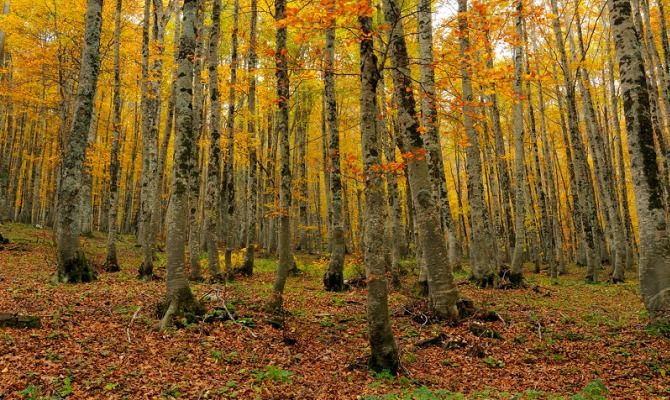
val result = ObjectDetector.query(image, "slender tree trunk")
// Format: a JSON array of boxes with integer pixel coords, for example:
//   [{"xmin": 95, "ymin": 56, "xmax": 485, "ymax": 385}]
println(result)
[
  {"xmin": 574, "ymin": 8, "xmax": 627, "ymax": 282},
  {"xmin": 104, "ymin": 0, "xmax": 123, "ymax": 273},
  {"xmin": 323, "ymin": 4, "xmax": 345, "ymax": 291},
  {"xmin": 359, "ymin": 8, "xmax": 399, "ymax": 373},
  {"xmin": 533, "ymin": 34, "xmax": 561, "ymax": 278},
  {"xmin": 55, "ymin": 0, "xmax": 102, "ymax": 283},
  {"xmin": 417, "ymin": 0, "xmax": 458, "ymax": 268},
  {"xmin": 458, "ymin": 0, "xmax": 497, "ymax": 287},
  {"xmin": 137, "ymin": 0, "xmax": 155, "ymax": 278},
  {"xmin": 267, "ymin": 0, "xmax": 292, "ymax": 314},
  {"xmin": 159, "ymin": 0, "xmax": 204, "ymax": 331},
  {"xmin": 188, "ymin": 2, "xmax": 206, "ymax": 280},
  {"xmin": 382, "ymin": 0, "xmax": 459, "ymax": 318},
  {"xmin": 204, "ymin": 0, "xmax": 223, "ymax": 281},
  {"xmin": 242, "ymin": 0, "xmax": 259, "ymax": 275},
  {"xmin": 550, "ymin": 0, "xmax": 602, "ymax": 282},
  {"xmin": 509, "ymin": 0, "xmax": 526, "ymax": 286},
  {"xmin": 154, "ymin": 4, "xmax": 180, "ymax": 243},
  {"xmin": 222, "ymin": 0, "xmax": 240, "ymax": 276},
  {"xmin": 484, "ymin": 32, "xmax": 513, "ymax": 263},
  {"xmin": 378, "ymin": 58, "xmax": 403, "ymax": 287}
]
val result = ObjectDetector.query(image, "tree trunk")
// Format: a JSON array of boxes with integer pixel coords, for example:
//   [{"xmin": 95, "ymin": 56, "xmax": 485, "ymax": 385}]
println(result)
[
  {"xmin": 242, "ymin": 0, "xmax": 259, "ymax": 276},
  {"xmin": 267, "ymin": 0, "xmax": 292, "ymax": 314},
  {"xmin": 137, "ymin": 0, "xmax": 156, "ymax": 279},
  {"xmin": 187, "ymin": 1, "xmax": 206, "ymax": 281},
  {"xmin": 509, "ymin": 0, "xmax": 526, "ymax": 286},
  {"xmin": 104, "ymin": 0, "xmax": 123, "ymax": 273},
  {"xmin": 160, "ymin": 0, "xmax": 204, "ymax": 331},
  {"xmin": 458, "ymin": 0, "xmax": 497, "ymax": 287},
  {"xmin": 54, "ymin": 0, "xmax": 102, "ymax": 283},
  {"xmin": 382, "ymin": 0, "xmax": 459, "ymax": 318},
  {"xmin": 417, "ymin": 0, "xmax": 458, "ymax": 268},
  {"xmin": 222, "ymin": 0, "xmax": 240, "ymax": 276},
  {"xmin": 323, "ymin": 5, "xmax": 345, "ymax": 291},
  {"xmin": 204, "ymin": 0, "xmax": 223, "ymax": 281},
  {"xmin": 359, "ymin": 8, "xmax": 399, "ymax": 373},
  {"xmin": 550, "ymin": 0, "xmax": 602, "ymax": 282},
  {"xmin": 609, "ymin": 0, "xmax": 670, "ymax": 323}
]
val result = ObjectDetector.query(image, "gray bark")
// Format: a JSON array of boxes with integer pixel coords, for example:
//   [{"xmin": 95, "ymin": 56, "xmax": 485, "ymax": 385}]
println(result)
[
  {"xmin": 160, "ymin": 0, "xmax": 204, "ymax": 331},
  {"xmin": 509, "ymin": 0, "xmax": 525, "ymax": 285},
  {"xmin": 417, "ymin": 0, "xmax": 458, "ymax": 268},
  {"xmin": 55, "ymin": 0, "xmax": 102, "ymax": 283},
  {"xmin": 105, "ymin": 0, "xmax": 123, "ymax": 273},
  {"xmin": 204, "ymin": 0, "xmax": 222, "ymax": 281},
  {"xmin": 222, "ymin": 0, "xmax": 240, "ymax": 276},
  {"xmin": 323, "ymin": 6, "xmax": 345, "ymax": 291},
  {"xmin": 188, "ymin": 1, "xmax": 206, "ymax": 280},
  {"xmin": 242, "ymin": 0, "xmax": 258, "ymax": 276},
  {"xmin": 382, "ymin": 0, "xmax": 459, "ymax": 318},
  {"xmin": 609, "ymin": 0, "xmax": 670, "ymax": 322},
  {"xmin": 359, "ymin": 8, "xmax": 399, "ymax": 373},
  {"xmin": 458, "ymin": 0, "xmax": 497, "ymax": 286},
  {"xmin": 267, "ymin": 0, "xmax": 292, "ymax": 314},
  {"xmin": 550, "ymin": 0, "xmax": 602, "ymax": 282}
]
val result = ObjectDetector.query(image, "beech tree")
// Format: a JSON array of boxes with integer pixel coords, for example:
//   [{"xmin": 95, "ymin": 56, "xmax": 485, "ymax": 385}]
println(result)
[
  {"xmin": 104, "ymin": 0, "xmax": 123, "ymax": 273},
  {"xmin": 609, "ymin": 0, "xmax": 670, "ymax": 321},
  {"xmin": 54, "ymin": 0, "xmax": 102, "ymax": 283},
  {"xmin": 360, "ymin": 1, "xmax": 399, "ymax": 372},
  {"xmin": 159, "ymin": 0, "xmax": 204, "ymax": 330},
  {"xmin": 267, "ymin": 0, "xmax": 292, "ymax": 314}
]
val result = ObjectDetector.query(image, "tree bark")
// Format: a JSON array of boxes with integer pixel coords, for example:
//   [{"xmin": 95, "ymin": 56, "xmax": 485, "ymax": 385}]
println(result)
[
  {"xmin": 458, "ymin": 0, "xmax": 497, "ymax": 287},
  {"xmin": 242, "ymin": 0, "xmax": 259, "ymax": 276},
  {"xmin": 204, "ymin": 0, "xmax": 223, "ymax": 281},
  {"xmin": 267, "ymin": 0, "xmax": 292, "ymax": 314},
  {"xmin": 323, "ymin": 2, "xmax": 345, "ymax": 292},
  {"xmin": 359, "ymin": 8, "xmax": 399, "ymax": 373},
  {"xmin": 160, "ymin": 0, "xmax": 204, "ymax": 331},
  {"xmin": 221, "ymin": 0, "xmax": 240, "ymax": 276},
  {"xmin": 609, "ymin": 0, "xmax": 670, "ymax": 323},
  {"xmin": 417, "ymin": 0, "xmax": 458, "ymax": 268},
  {"xmin": 550, "ymin": 0, "xmax": 602, "ymax": 282},
  {"xmin": 187, "ymin": 1, "xmax": 206, "ymax": 281},
  {"xmin": 105, "ymin": 0, "xmax": 123, "ymax": 273},
  {"xmin": 509, "ymin": 0, "xmax": 526, "ymax": 286},
  {"xmin": 54, "ymin": 0, "xmax": 102, "ymax": 283},
  {"xmin": 382, "ymin": 0, "xmax": 459, "ymax": 318}
]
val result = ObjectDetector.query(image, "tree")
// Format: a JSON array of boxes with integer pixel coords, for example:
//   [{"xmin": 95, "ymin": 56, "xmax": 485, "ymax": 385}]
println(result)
[
  {"xmin": 204, "ymin": 0, "xmax": 223, "ymax": 281},
  {"xmin": 54, "ymin": 0, "xmax": 103, "ymax": 283},
  {"xmin": 137, "ymin": 0, "xmax": 156, "ymax": 280},
  {"xmin": 159, "ymin": 0, "xmax": 204, "ymax": 331},
  {"xmin": 509, "ymin": 0, "xmax": 526, "ymax": 286},
  {"xmin": 104, "ymin": 0, "xmax": 123, "ymax": 273},
  {"xmin": 457, "ymin": 0, "xmax": 497, "ymax": 287},
  {"xmin": 609, "ymin": 0, "xmax": 670, "ymax": 322},
  {"xmin": 241, "ymin": 0, "xmax": 259, "ymax": 276},
  {"xmin": 417, "ymin": 0, "xmax": 458, "ymax": 268},
  {"xmin": 267, "ymin": 0, "xmax": 292, "ymax": 314},
  {"xmin": 550, "ymin": 0, "xmax": 602, "ymax": 283},
  {"xmin": 359, "ymin": 3, "xmax": 399, "ymax": 373},
  {"xmin": 322, "ymin": 0, "xmax": 345, "ymax": 292},
  {"xmin": 381, "ymin": 0, "xmax": 459, "ymax": 318},
  {"xmin": 222, "ymin": 0, "xmax": 240, "ymax": 276}
]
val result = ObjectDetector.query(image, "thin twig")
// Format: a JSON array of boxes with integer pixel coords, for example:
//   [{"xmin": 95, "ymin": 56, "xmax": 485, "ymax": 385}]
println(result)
[{"xmin": 126, "ymin": 306, "xmax": 142, "ymax": 343}]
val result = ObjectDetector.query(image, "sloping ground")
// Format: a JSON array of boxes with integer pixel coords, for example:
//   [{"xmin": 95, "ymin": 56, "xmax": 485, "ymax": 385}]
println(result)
[{"xmin": 0, "ymin": 223, "xmax": 668, "ymax": 399}]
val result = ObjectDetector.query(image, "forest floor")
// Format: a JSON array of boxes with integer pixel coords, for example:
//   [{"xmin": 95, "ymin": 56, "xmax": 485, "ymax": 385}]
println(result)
[{"xmin": 0, "ymin": 223, "xmax": 669, "ymax": 399}]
